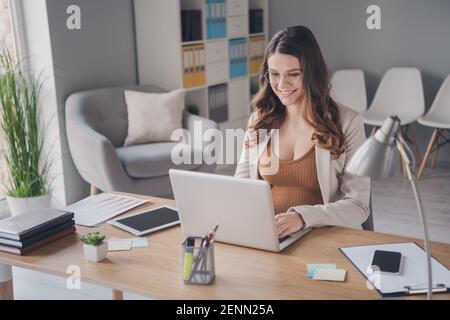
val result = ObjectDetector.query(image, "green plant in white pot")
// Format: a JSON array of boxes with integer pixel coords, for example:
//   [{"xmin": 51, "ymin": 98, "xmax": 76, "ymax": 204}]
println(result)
[
  {"xmin": 81, "ymin": 232, "xmax": 107, "ymax": 262},
  {"xmin": 0, "ymin": 45, "xmax": 51, "ymax": 216}
]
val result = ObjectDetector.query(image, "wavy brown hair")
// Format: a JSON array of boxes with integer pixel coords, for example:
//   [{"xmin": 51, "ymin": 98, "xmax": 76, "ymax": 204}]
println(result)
[{"xmin": 247, "ymin": 26, "xmax": 345, "ymax": 159}]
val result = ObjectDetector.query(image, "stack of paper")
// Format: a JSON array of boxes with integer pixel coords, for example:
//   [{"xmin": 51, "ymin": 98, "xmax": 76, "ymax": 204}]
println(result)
[{"xmin": 66, "ymin": 193, "xmax": 149, "ymax": 227}]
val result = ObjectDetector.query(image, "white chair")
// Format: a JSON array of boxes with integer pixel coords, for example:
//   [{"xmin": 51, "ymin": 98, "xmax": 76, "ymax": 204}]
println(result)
[
  {"xmin": 363, "ymin": 67, "xmax": 425, "ymax": 162},
  {"xmin": 330, "ymin": 69, "xmax": 367, "ymax": 113},
  {"xmin": 417, "ymin": 75, "xmax": 450, "ymax": 179}
]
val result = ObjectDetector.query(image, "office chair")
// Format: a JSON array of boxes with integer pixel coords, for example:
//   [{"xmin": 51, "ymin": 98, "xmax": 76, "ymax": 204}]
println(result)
[
  {"xmin": 362, "ymin": 195, "xmax": 374, "ymax": 231},
  {"xmin": 330, "ymin": 69, "xmax": 367, "ymax": 113},
  {"xmin": 417, "ymin": 75, "xmax": 450, "ymax": 179}
]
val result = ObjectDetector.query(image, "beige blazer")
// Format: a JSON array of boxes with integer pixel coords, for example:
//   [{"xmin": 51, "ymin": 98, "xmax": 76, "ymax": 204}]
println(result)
[{"xmin": 234, "ymin": 104, "xmax": 371, "ymax": 230}]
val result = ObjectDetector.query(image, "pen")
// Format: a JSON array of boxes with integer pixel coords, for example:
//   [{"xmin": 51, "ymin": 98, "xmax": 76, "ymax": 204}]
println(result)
[
  {"xmin": 182, "ymin": 237, "xmax": 195, "ymax": 281},
  {"xmin": 208, "ymin": 223, "xmax": 219, "ymax": 244}
]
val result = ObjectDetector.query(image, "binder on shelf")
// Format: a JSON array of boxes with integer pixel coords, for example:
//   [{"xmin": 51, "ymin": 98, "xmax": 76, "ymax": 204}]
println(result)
[
  {"xmin": 193, "ymin": 45, "xmax": 200, "ymax": 87},
  {"xmin": 249, "ymin": 35, "xmax": 265, "ymax": 74},
  {"xmin": 206, "ymin": 0, "xmax": 212, "ymax": 39},
  {"xmin": 208, "ymin": 84, "xmax": 228, "ymax": 123},
  {"xmin": 229, "ymin": 38, "xmax": 247, "ymax": 78},
  {"xmin": 198, "ymin": 45, "xmax": 206, "ymax": 85},
  {"xmin": 182, "ymin": 45, "xmax": 194, "ymax": 88},
  {"xmin": 219, "ymin": 0, "xmax": 226, "ymax": 37},
  {"xmin": 193, "ymin": 44, "xmax": 206, "ymax": 87},
  {"xmin": 181, "ymin": 10, "xmax": 202, "ymax": 42},
  {"xmin": 340, "ymin": 242, "xmax": 450, "ymax": 297},
  {"xmin": 249, "ymin": 9, "xmax": 264, "ymax": 34},
  {"xmin": 206, "ymin": 0, "xmax": 226, "ymax": 39}
]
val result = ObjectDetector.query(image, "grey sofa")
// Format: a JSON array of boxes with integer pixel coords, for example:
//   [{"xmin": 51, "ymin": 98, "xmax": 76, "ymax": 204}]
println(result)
[{"xmin": 65, "ymin": 85, "xmax": 218, "ymax": 198}]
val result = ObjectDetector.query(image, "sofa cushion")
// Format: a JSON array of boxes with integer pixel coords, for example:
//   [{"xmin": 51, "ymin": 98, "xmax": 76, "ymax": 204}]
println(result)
[
  {"xmin": 123, "ymin": 89, "xmax": 185, "ymax": 146},
  {"xmin": 116, "ymin": 142, "xmax": 203, "ymax": 179}
]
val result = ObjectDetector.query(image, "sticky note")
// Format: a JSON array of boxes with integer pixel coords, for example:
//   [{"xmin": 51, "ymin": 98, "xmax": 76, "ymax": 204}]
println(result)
[
  {"xmin": 306, "ymin": 264, "xmax": 337, "ymax": 279},
  {"xmin": 108, "ymin": 239, "xmax": 132, "ymax": 251},
  {"xmin": 313, "ymin": 268, "xmax": 347, "ymax": 282},
  {"xmin": 131, "ymin": 237, "xmax": 149, "ymax": 248}
]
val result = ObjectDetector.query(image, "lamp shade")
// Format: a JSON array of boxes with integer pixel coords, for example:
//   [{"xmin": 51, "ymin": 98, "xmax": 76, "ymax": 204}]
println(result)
[{"xmin": 346, "ymin": 116, "xmax": 401, "ymax": 178}]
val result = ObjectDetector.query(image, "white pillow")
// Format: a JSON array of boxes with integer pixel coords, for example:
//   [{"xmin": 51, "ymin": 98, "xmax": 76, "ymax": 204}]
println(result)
[{"xmin": 123, "ymin": 89, "xmax": 186, "ymax": 146}]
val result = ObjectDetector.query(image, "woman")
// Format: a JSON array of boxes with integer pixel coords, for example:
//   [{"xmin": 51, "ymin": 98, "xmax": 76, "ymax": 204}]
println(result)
[{"xmin": 235, "ymin": 26, "xmax": 370, "ymax": 238}]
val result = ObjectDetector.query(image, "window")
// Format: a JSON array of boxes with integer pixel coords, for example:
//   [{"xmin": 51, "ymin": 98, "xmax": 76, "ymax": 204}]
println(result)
[{"xmin": 0, "ymin": 0, "xmax": 16, "ymax": 196}]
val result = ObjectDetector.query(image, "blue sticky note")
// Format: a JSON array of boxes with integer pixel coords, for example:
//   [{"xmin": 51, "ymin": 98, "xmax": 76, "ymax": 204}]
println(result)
[
  {"xmin": 306, "ymin": 264, "xmax": 337, "ymax": 279},
  {"xmin": 131, "ymin": 237, "xmax": 149, "ymax": 248}
]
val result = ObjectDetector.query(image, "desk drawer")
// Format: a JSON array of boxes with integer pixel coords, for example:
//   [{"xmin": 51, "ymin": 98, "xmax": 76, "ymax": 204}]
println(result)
[
  {"xmin": 206, "ymin": 40, "xmax": 228, "ymax": 64},
  {"xmin": 227, "ymin": 16, "xmax": 248, "ymax": 38},
  {"xmin": 206, "ymin": 60, "xmax": 228, "ymax": 84},
  {"xmin": 227, "ymin": 0, "xmax": 248, "ymax": 16}
]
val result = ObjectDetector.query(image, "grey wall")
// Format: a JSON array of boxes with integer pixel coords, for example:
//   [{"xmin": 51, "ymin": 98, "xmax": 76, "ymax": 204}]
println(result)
[
  {"xmin": 45, "ymin": 0, "xmax": 137, "ymax": 204},
  {"xmin": 269, "ymin": 0, "xmax": 450, "ymax": 162}
]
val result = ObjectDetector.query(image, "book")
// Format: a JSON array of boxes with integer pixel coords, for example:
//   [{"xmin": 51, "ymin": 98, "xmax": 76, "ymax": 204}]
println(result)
[
  {"xmin": 0, "ymin": 220, "xmax": 75, "ymax": 248},
  {"xmin": 0, "ymin": 208, "xmax": 74, "ymax": 241},
  {"xmin": 0, "ymin": 225, "xmax": 76, "ymax": 256},
  {"xmin": 181, "ymin": 10, "xmax": 202, "ymax": 42},
  {"xmin": 249, "ymin": 9, "xmax": 264, "ymax": 34}
]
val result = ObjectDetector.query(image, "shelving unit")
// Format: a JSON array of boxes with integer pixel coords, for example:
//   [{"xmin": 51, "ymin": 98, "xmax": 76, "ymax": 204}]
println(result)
[{"xmin": 134, "ymin": 0, "xmax": 269, "ymax": 130}]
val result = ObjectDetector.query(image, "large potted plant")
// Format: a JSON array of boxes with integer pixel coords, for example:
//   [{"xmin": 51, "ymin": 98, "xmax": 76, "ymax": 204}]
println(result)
[{"xmin": 0, "ymin": 45, "xmax": 51, "ymax": 216}]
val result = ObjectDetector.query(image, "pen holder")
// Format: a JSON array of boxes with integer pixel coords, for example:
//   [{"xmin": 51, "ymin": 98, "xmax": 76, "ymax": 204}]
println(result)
[{"xmin": 181, "ymin": 237, "xmax": 215, "ymax": 285}]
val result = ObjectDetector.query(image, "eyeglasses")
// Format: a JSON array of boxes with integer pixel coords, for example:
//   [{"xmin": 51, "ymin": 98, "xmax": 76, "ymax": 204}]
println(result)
[{"xmin": 264, "ymin": 70, "xmax": 303, "ymax": 85}]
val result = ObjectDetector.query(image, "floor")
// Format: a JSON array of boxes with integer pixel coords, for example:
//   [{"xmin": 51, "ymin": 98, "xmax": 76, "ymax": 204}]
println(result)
[{"xmin": 1, "ymin": 163, "xmax": 449, "ymax": 299}]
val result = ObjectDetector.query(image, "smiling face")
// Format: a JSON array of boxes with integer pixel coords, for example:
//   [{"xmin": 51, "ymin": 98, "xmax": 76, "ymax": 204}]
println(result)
[{"xmin": 266, "ymin": 52, "xmax": 305, "ymax": 106}]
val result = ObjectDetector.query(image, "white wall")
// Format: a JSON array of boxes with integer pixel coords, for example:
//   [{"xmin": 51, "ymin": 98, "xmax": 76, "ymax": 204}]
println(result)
[
  {"xmin": 269, "ymin": 0, "xmax": 450, "ymax": 163},
  {"xmin": 16, "ymin": 0, "xmax": 66, "ymax": 207},
  {"xmin": 14, "ymin": 0, "xmax": 138, "ymax": 206},
  {"xmin": 45, "ymin": 0, "xmax": 138, "ymax": 205}
]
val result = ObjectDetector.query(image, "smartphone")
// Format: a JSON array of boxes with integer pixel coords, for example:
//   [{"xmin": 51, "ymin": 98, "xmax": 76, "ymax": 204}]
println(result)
[{"xmin": 370, "ymin": 250, "xmax": 403, "ymax": 275}]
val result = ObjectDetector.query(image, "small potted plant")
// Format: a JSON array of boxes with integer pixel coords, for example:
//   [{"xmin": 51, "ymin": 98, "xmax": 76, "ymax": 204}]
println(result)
[{"xmin": 81, "ymin": 232, "xmax": 107, "ymax": 262}]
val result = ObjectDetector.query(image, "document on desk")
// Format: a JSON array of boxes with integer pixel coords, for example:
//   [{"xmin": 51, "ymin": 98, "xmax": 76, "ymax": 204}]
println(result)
[
  {"xmin": 66, "ymin": 193, "xmax": 149, "ymax": 227},
  {"xmin": 340, "ymin": 242, "xmax": 450, "ymax": 297}
]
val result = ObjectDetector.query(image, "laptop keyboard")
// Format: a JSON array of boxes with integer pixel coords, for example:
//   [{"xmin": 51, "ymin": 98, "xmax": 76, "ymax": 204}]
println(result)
[{"xmin": 279, "ymin": 235, "xmax": 291, "ymax": 244}]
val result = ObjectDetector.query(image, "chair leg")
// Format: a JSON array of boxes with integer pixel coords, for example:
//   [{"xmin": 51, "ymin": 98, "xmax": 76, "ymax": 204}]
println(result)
[
  {"xmin": 418, "ymin": 129, "xmax": 439, "ymax": 179},
  {"xmin": 90, "ymin": 185, "xmax": 99, "ymax": 196},
  {"xmin": 370, "ymin": 126, "xmax": 377, "ymax": 136},
  {"xmin": 407, "ymin": 125, "xmax": 421, "ymax": 164},
  {"xmin": 0, "ymin": 278, "xmax": 13, "ymax": 300},
  {"xmin": 401, "ymin": 160, "xmax": 408, "ymax": 177},
  {"xmin": 112, "ymin": 289, "xmax": 124, "ymax": 300},
  {"xmin": 431, "ymin": 131, "xmax": 441, "ymax": 169}
]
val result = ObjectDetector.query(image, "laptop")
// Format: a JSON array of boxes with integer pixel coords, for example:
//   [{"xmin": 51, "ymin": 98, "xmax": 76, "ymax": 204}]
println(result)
[{"xmin": 169, "ymin": 169, "xmax": 311, "ymax": 252}]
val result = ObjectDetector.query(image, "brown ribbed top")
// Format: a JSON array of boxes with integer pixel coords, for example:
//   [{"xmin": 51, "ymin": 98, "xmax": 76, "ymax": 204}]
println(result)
[{"xmin": 259, "ymin": 142, "xmax": 323, "ymax": 215}]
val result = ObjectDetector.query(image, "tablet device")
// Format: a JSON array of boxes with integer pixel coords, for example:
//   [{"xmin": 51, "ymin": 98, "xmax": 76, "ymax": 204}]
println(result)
[{"xmin": 108, "ymin": 205, "xmax": 179, "ymax": 236}]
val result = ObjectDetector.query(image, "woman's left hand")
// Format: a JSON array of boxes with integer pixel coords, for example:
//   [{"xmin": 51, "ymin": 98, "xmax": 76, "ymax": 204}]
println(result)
[{"xmin": 275, "ymin": 211, "xmax": 305, "ymax": 238}]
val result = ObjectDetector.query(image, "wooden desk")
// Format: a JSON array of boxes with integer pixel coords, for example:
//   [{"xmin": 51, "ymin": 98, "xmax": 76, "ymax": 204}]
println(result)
[{"xmin": 0, "ymin": 195, "xmax": 449, "ymax": 300}]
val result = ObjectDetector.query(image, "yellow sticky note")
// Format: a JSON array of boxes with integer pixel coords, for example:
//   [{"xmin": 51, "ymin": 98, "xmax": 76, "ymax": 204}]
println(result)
[{"xmin": 313, "ymin": 268, "xmax": 346, "ymax": 282}]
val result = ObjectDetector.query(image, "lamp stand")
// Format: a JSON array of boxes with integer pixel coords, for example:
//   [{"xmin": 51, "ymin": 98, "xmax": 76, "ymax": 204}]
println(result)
[{"xmin": 397, "ymin": 139, "xmax": 433, "ymax": 300}]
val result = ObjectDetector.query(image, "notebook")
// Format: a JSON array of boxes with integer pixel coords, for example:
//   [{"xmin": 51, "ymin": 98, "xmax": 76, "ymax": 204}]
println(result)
[
  {"xmin": 0, "ymin": 208, "xmax": 74, "ymax": 241},
  {"xmin": 0, "ymin": 220, "xmax": 75, "ymax": 248},
  {"xmin": 0, "ymin": 226, "xmax": 76, "ymax": 255}
]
